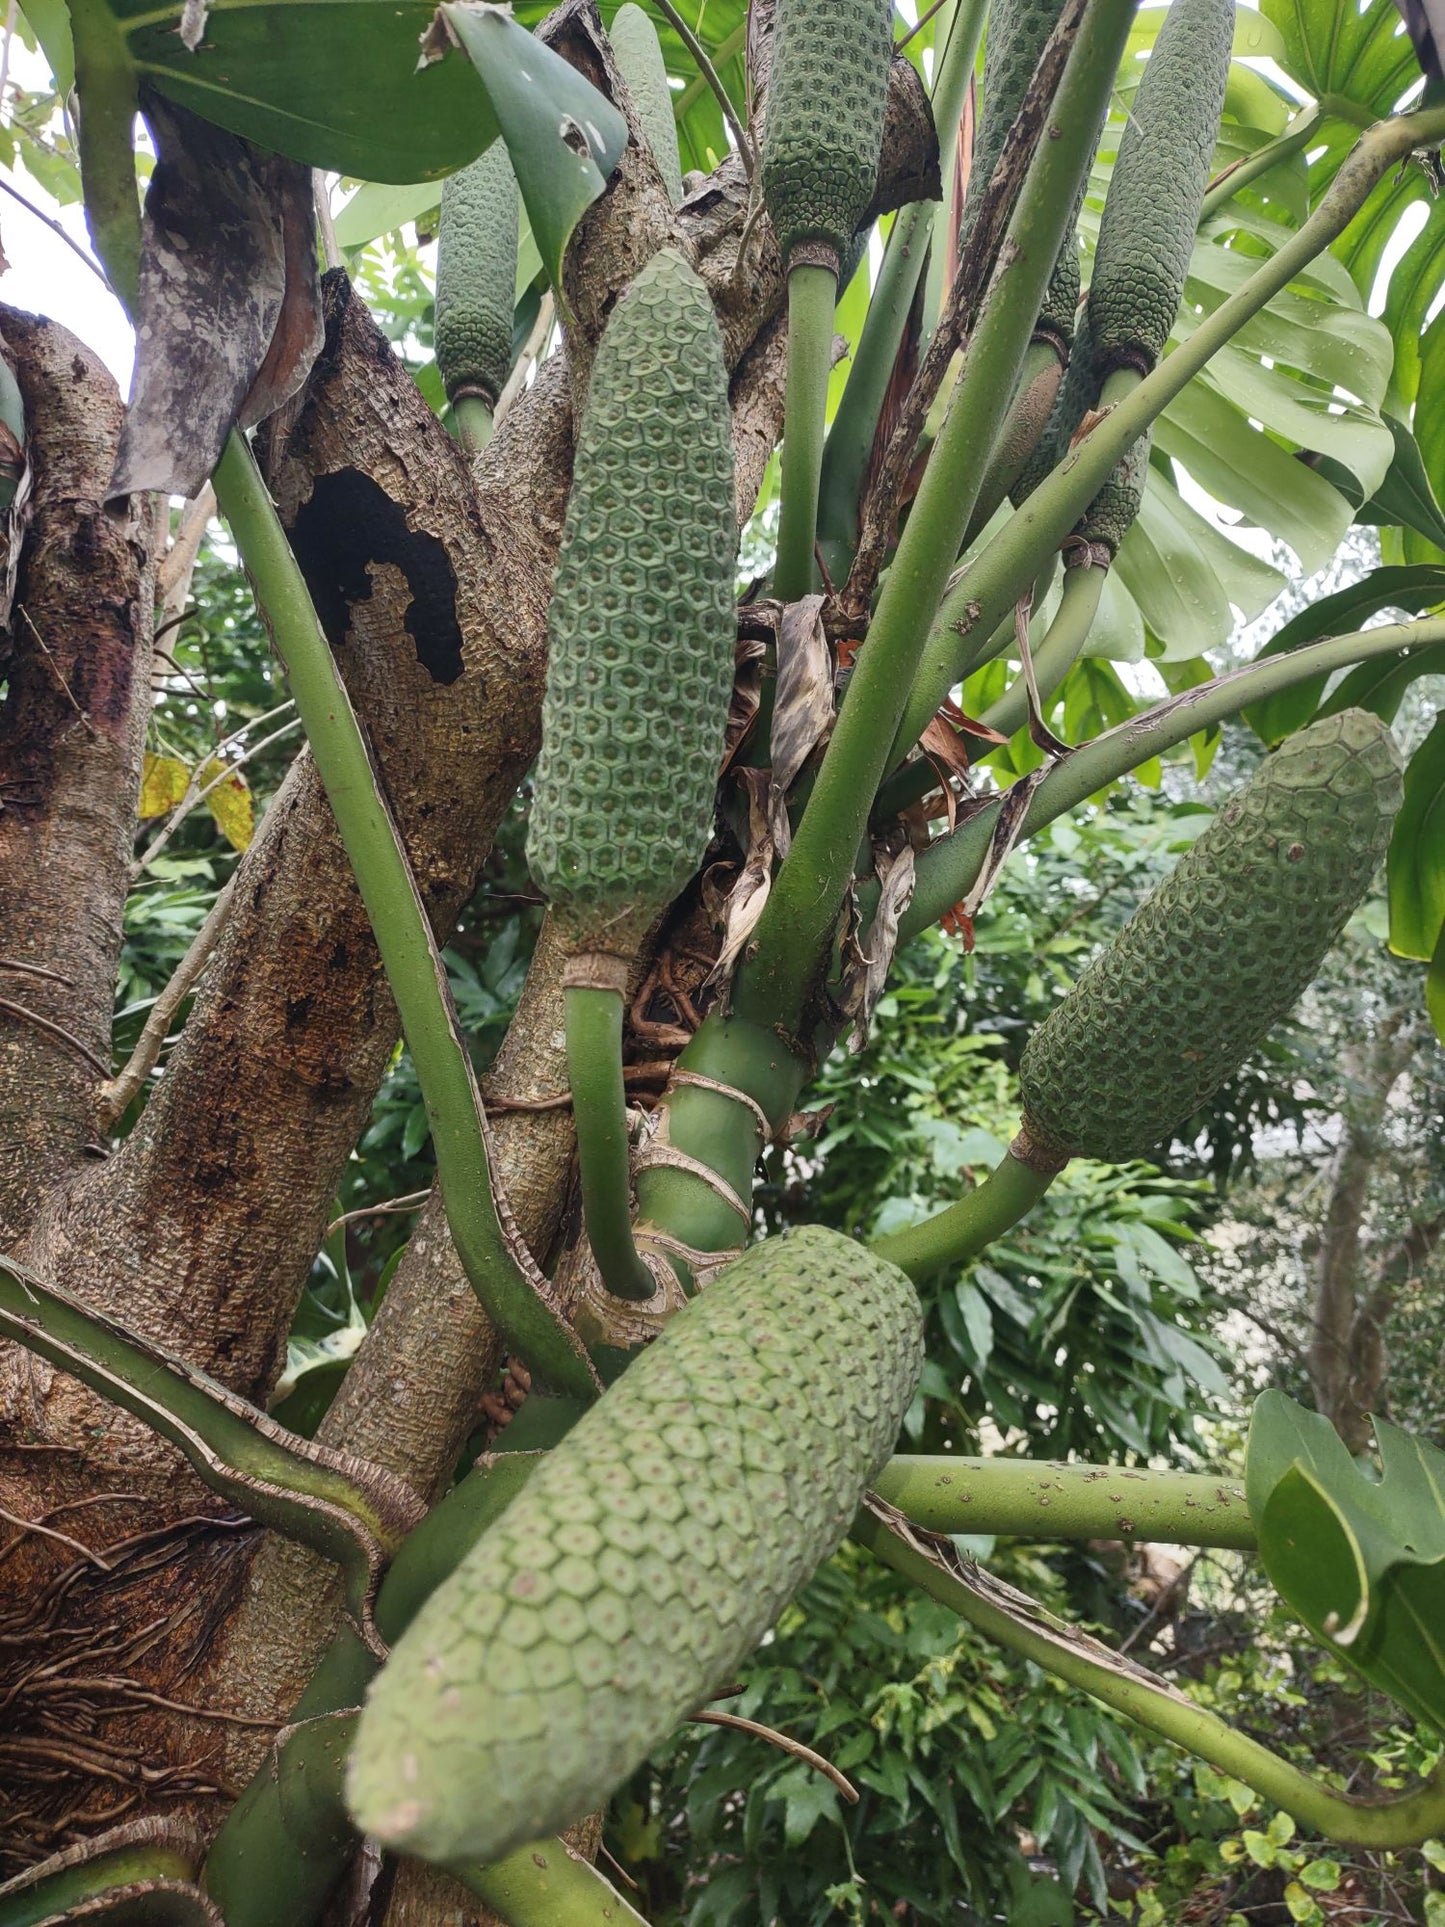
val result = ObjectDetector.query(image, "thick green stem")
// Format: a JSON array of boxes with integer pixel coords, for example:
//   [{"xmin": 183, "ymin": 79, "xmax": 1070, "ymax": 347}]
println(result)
[
  {"xmin": 870, "ymin": 1146, "xmax": 1056, "ymax": 1278},
  {"xmin": 874, "ymin": 1455, "xmax": 1256, "ymax": 1548},
  {"xmin": 68, "ymin": 0, "xmax": 141, "ymax": 311},
  {"xmin": 453, "ymin": 394, "xmax": 496, "ymax": 454},
  {"xmin": 1198, "ymin": 103, "xmax": 1323, "ymax": 223},
  {"xmin": 457, "ymin": 1840, "xmax": 649, "ymax": 1925},
  {"xmin": 774, "ymin": 261, "xmax": 841, "ymax": 602},
  {"xmin": 980, "ymin": 559, "xmax": 1106, "ymax": 738},
  {"xmin": 565, "ymin": 984, "xmax": 655, "ymax": 1301},
  {"xmin": 892, "ymin": 104, "xmax": 1445, "ymax": 759},
  {"xmin": 816, "ymin": 0, "xmax": 984, "ymax": 582},
  {"xmin": 855, "ymin": 1507, "xmax": 1445, "ymax": 1848},
  {"xmin": 899, "ymin": 613, "xmax": 1445, "ymax": 940},
  {"xmin": 213, "ymin": 432, "xmax": 596, "ymax": 1402},
  {"xmin": 631, "ymin": 1014, "xmax": 809, "ymax": 1279},
  {"xmin": 734, "ymin": 0, "xmax": 1139, "ymax": 1036}
]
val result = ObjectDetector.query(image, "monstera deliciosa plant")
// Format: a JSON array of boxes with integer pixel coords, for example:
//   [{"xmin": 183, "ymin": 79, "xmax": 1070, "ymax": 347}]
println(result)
[{"xmin": 3, "ymin": 0, "xmax": 1445, "ymax": 1918}]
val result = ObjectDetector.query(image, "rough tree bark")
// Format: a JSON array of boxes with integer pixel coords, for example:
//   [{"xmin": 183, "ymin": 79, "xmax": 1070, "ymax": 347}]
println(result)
[{"xmin": 0, "ymin": 0, "xmax": 938, "ymax": 1905}]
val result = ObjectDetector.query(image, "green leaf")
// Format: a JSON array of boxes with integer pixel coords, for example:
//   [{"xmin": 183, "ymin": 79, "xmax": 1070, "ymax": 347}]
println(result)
[
  {"xmin": 1247, "ymin": 1390, "xmax": 1445, "ymax": 1733},
  {"xmin": 1356, "ymin": 414, "xmax": 1445, "ymax": 553},
  {"xmin": 120, "ymin": 0, "xmax": 494, "ymax": 179},
  {"xmin": 114, "ymin": 0, "xmax": 622, "ymax": 193},
  {"xmin": 1242, "ymin": 564, "xmax": 1445, "ymax": 745},
  {"xmin": 17, "ymin": 0, "xmax": 72, "ymax": 91},
  {"xmin": 1429, "ymin": 923, "xmax": 1445, "ymax": 1049},
  {"xmin": 439, "ymin": 3, "xmax": 626, "ymax": 293},
  {"xmin": 1388, "ymin": 712, "xmax": 1445, "ymax": 960}
]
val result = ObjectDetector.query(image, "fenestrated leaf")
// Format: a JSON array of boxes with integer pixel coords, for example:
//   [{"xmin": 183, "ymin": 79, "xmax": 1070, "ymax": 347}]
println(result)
[
  {"xmin": 109, "ymin": 93, "xmax": 322, "ymax": 501},
  {"xmin": 1242, "ymin": 564, "xmax": 1445, "ymax": 745},
  {"xmin": 1247, "ymin": 1390, "xmax": 1445, "ymax": 1733},
  {"xmin": 435, "ymin": 2, "xmax": 627, "ymax": 294},
  {"xmin": 1388, "ymin": 709, "xmax": 1445, "ymax": 960}
]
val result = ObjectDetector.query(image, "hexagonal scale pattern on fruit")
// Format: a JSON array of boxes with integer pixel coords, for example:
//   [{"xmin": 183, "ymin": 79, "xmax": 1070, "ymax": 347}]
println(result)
[
  {"xmin": 760, "ymin": 0, "xmax": 895, "ymax": 263},
  {"xmin": 1019, "ymin": 710, "xmax": 1404, "ymax": 1164},
  {"xmin": 346, "ymin": 1225, "xmax": 924, "ymax": 1866},
  {"xmin": 527, "ymin": 247, "xmax": 736, "ymax": 917}
]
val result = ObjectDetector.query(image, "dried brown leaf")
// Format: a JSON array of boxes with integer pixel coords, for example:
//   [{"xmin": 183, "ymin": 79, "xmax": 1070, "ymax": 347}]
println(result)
[
  {"xmin": 708, "ymin": 768, "xmax": 775, "ymax": 999},
  {"xmin": 841, "ymin": 842, "xmax": 915, "ymax": 1052}
]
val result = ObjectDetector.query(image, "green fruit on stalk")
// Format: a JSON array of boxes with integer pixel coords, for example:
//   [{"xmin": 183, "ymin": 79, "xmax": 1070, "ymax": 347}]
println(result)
[
  {"xmin": 1088, "ymin": 0, "xmax": 1234, "ymax": 376},
  {"xmin": 1020, "ymin": 710, "xmax": 1403, "ymax": 1163},
  {"xmin": 434, "ymin": 141, "xmax": 519, "ymax": 410},
  {"xmin": 1075, "ymin": 427, "xmax": 1152, "ymax": 557},
  {"xmin": 526, "ymin": 246, "xmax": 736, "ymax": 922},
  {"xmin": 760, "ymin": 0, "xmax": 895, "ymax": 266},
  {"xmin": 612, "ymin": 3, "xmax": 685, "ymax": 207},
  {"xmin": 346, "ymin": 1225, "xmax": 924, "ymax": 1867}
]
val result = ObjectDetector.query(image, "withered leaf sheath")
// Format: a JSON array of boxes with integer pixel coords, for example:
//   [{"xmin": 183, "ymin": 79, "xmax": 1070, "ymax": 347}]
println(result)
[
  {"xmin": 346, "ymin": 1225, "xmax": 923, "ymax": 1866},
  {"xmin": 526, "ymin": 247, "xmax": 736, "ymax": 923},
  {"xmin": 760, "ymin": 0, "xmax": 895, "ymax": 267},
  {"xmin": 1020, "ymin": 711, "xmax": 1403, "ymax": 1164}
]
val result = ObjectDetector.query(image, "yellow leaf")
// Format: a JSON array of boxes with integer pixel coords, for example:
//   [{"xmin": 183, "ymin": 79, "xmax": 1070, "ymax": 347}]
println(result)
[
  {"xmin": 139, "ymin": 752, "xmax": 190, "ymax": 819},
  {"xmin": 200, "ymin": 759, "xmax": 254, "ymax": 852}
]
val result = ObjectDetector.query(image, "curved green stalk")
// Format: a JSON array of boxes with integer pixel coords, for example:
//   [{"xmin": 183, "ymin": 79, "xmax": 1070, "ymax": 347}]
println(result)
[
  {"xmin": 457, "ymin": 1839, "xmax": 649, "ymax": 1925},
  {"xmin": 899, "ymin": 613, "xmax": 1445, "ymax": 941},
  {"xmin": 874, "ymin": 1455, "xmax": 1256, "ymax": 1548},
  {"xmin": 67, "ymin": 0, "xmax": 141, "ymax": 310},
  {"xmin": 816, "ymin": 0, "xmax": 985, "ymax": 582},
  {"xmin": 774, "ymin": 261, "xmax": 841, "ymax": 602},
  {"xmin": 735, "ymin": 0, "xmax": 1139, "ymax": 1037},
  {"xmin": 651, "ymin": 0, "xmax": 753, "ymax": 174},
  {"xmin": 869, "ymin": 1146, "xmax": 1056, "ymax": 1278},
  {"xmin": 213, "ymin": 432, "xmax": 596, "ymax": 1404},
  {"xmin": 1198, "ymin": 103, "xmax": 1322, "ymax": 223},
  {"xmin": 565, "ymin": 984, "xmax": 655, "ymax": 1301},
  {"xmin": 855, "ymin": 1505, "xmax": 1445, "ymax": 1848},
  {"xmin": 890, "ymin": 103, "xmax": 1445, "ymax": 761},
  {"xmin": 452, "ymin": 394, "xmax": 496, "ymax": 454},
  {"xmin": 980, "ymin": 558, "xmax": 1106, "ymax": 738},
  {"xmin": 0, "ymin": 1253, "xmax": 419, "ymax": 1655},
  {"xmin": 0, "ymin": 1833, "xmax": 207, "ymax": 1927}
]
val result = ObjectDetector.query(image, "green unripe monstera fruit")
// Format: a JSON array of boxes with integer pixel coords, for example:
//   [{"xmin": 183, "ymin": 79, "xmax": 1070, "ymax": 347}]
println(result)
[
  {"xmin": 1020, "ymin": 710, "xmax": 1403, "ymax": 1164},
  {"xmin": 1087, "ymin": 0, "xmax": 1234, "ymax": 376},
  {"xmin": 527, "ymin": 247, "xmax": 736, "ymax": 921},
  {"xmin": 760, "ymin": 0, "xmax": 895, "ymax": 266},
  {"xmin": 434, "ymin": 141, "xmax": 518, "ymax": 410},
  {"xmin": 346, "ymin": 1225, "xmax": 924, "ymax": 1867},
  {"xmin": 611, "ymin": 2, "xmax": 685, "ymax": 207}
]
